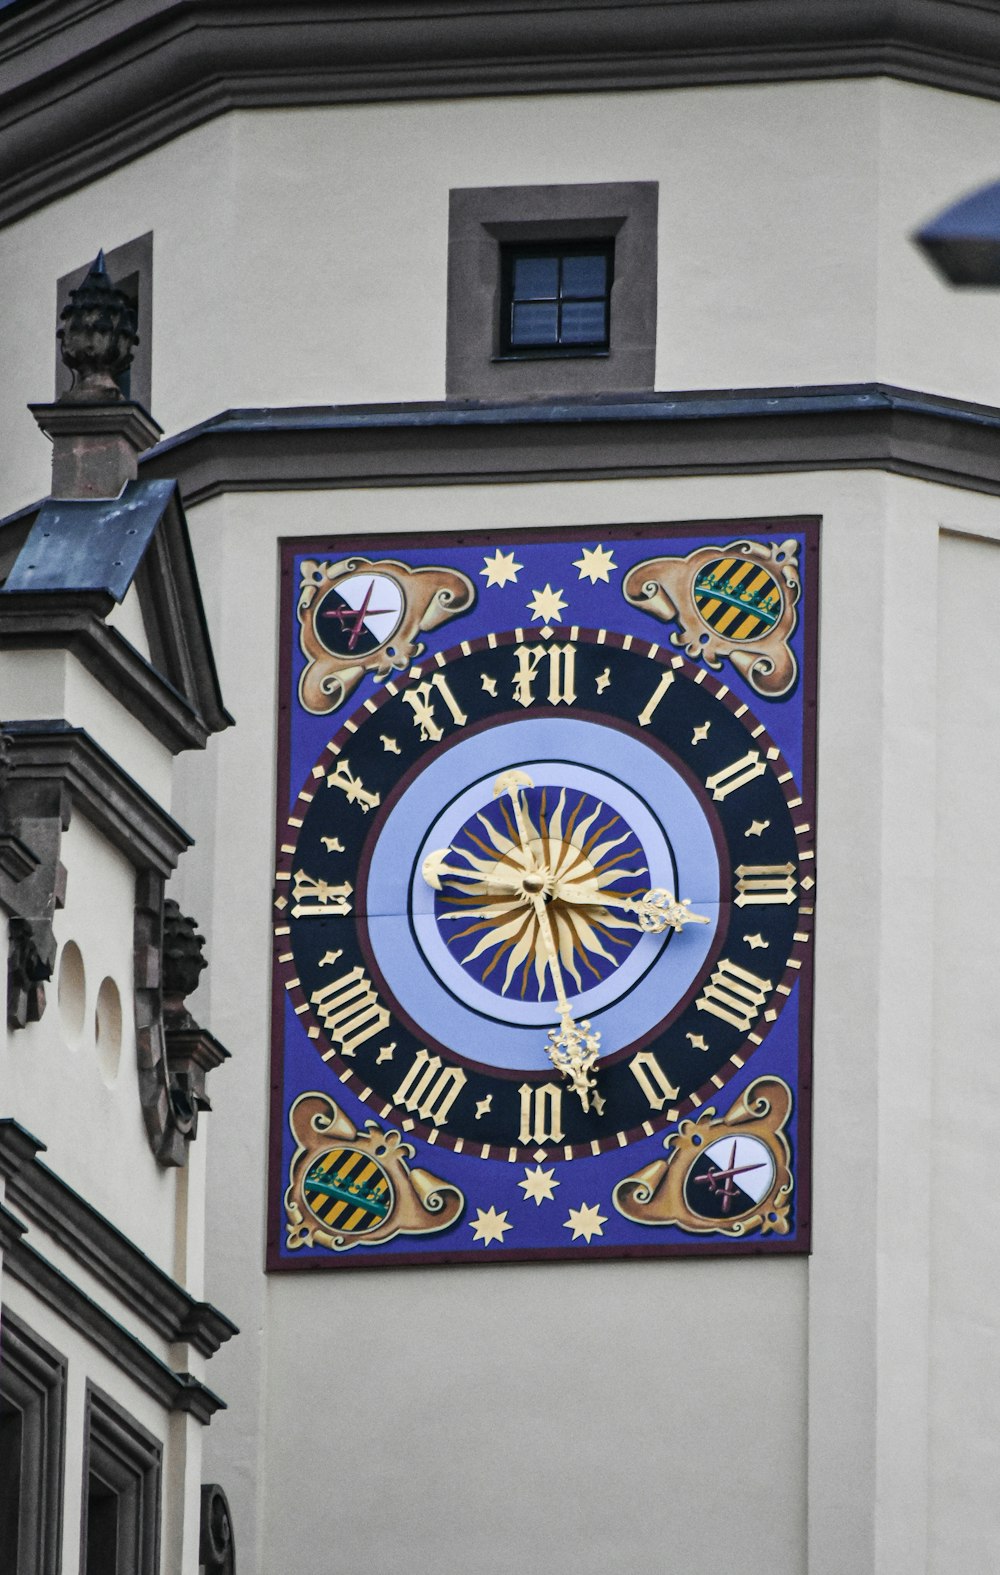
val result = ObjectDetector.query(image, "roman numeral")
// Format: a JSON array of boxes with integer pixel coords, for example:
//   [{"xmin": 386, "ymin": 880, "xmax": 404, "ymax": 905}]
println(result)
[
  {"xmin": 326, "ymin": 758, "xmax": 380, "ymax": 813},
  {"xmin": 705, "ymin": 750, "xmax": 767, "ymax": 801},
  {"xmin": 291, "ymin": 869, "xmax": 353, "ymax": 918},
  {"xmin": 636, "ymin": 671, "xmax": 674, "ymax": 728},
  {"xmin": 734, "ymin": 864, "xmax": 797, "ymax": 906},
  {"xmin": 696, "ymin": 959, "xmax": 772, "ymax": 1033},
  {"xmin": 402, "ymin": 674, "xmax": 468, "ymax": 742},
  {"xmin": 393, "ymin": 1049, "xmax": 467, "ymax": 1126},
  {"xmin": 518, "ymin": 1082, "xmax": 565, "ymax": 1145},
  {"xmin": 629, "ymin": 1050, "xmax": 679, "ymax": 1110},
  {"xmin": 311, "ymin": 966, "xmax": 391, "ymax": 1058},
  {"xmin": 512, "ymin": 643, "xmax": 577, "ymax": 708}
]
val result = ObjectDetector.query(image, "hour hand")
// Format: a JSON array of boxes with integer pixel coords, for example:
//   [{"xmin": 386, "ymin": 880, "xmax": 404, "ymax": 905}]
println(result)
[{"xmin": 421, "ymin": 847, "xmax": 523, "ymax": 896}]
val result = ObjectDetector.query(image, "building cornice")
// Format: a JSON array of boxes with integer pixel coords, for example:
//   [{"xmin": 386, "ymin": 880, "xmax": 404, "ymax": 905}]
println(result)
[
  {"xmin": 1, "ymin": 721, "xmax": 192, "ymax": 876},
  {"xmin": 1, "ymin": 2, "xmax": 1000, "ymax": 227},
  {"xmin": 0, "ymin": 1203, "xmax": 225, "ymax": 1423},
  {"xmin": 132, "ymin": 383, "xmax": 1000, "ymax": 503},
  {"xmin": 0, "ymin": 1119, "xmax": 238, "ymax": 1358},
  {"xmin": 0, "ymin": 590, "xmax": 213, "ymax": 754}
]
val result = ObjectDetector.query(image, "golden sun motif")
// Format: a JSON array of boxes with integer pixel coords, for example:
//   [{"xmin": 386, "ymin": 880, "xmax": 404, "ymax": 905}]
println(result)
[{"xmin": 434, "ymin": 787, "xmax": 647, "ymax": 1001}]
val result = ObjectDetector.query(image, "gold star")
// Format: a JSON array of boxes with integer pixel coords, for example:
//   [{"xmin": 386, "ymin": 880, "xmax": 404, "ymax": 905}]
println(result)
[
  {"xmin": 692, "ymin": 722, "xmax": 711, "ymax": 744},
  {"xmin": 527, "ymin": 584, "xmax": 567, "ymax": 624},
  {"xmin": 380, "ymin": 735, "xmax": 400, "ymax": 755},
  {"xmin": 481, "ymin": 673, "xmax": 498, "ymax": 696},
  {"xmin": 519, "ymin": 1165, "xmax": 559, "ymax": 1206},
  {"xmin": 573, "ymin": 544, "xmax": 617, "ymax": 584},
  {"xmin": 745, "ymin": 819, "xmax": 769, "ymax": 838},
  {"xmin": 744, "ymin": 933, "xmax": 769, "ymax": 950},
  {"xmin": 375, "ymin": 1043, "xmax": 395, "ymax": 1064},
  {"xmin": 475, "ymin": 1096, "xmax": 493, "ymax": 1119},
  {"xmin": 318, "ymin": 950, "xmax": 343, "ymax": 968},
  {"xmin": 686, "ymin": 1033, "xmax": 708, "ymax": 1051},
  {"xmin": 320, "ymin": 836, "xmax": 344, "ymax": 853},
  {"xmin": 563, "ymin": 1202, "xmax": 607, "ymax": 1244},
  {"xmin": 470, "ymin": 1206, "xmax": 512, "ymax": 1246},
  {"xmin": 481, "ymin": 550, "xmax": 522, "ymax": 588},
  {"xmin": 595, "ymin": 667, "xmax": 611, "ymax": 694}
]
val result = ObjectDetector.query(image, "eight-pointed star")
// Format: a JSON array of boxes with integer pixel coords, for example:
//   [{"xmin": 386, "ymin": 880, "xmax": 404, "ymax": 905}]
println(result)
[{"xmin": 470, "ymin": 1206, "xmax": 513, "ymax": 1245}]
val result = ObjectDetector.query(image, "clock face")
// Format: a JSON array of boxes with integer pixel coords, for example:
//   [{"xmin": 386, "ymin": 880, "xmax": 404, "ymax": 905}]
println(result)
[{"xmin": 271, "ymin": 524, "xmax": 817, "ymax": 1266}]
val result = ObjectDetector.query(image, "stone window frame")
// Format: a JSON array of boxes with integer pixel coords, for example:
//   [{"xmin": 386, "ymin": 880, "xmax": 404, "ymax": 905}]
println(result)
[
  {"xmin": 80, "ymin": 1383, "xmax": 162, "ymax": 1575},
  {"xmin": 56, "ymin": 233, "xmax": 153, "ymax": 411},
  {"xmin": 446, "ymin": 182, "xmax": 658, "ymax": 400},
  {"xmin": 0, "ymin": 1307, "xmax": 67, "ymax": 1575}
]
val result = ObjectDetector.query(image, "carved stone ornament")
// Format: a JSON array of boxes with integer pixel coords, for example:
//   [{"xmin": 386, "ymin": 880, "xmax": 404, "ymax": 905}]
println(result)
[
  {"xmin": 612, "ymin": 1076, "xmax": 794, "ymax": 1237},
  {"xmin": 284, "ymin": 1091, "xmax": 465, "ymax": 1252},
  {"xmin": 200, "ymin": 1484, "xmax": 236, "ymax": 1575},
  {"xmin": 296, "ymin": 556, "xmax": 476, "ymax": 715},
  {"xmin": 623, "ymin": 539, "xmax": 801, "ymax": 699},
  {"xmin": 57, "ymin": 250, "xmax": 138, "ymax": 403},
  {"xmin": 135, "ymin": 878, "xmax": 228, "ymax": 1167},
  {"xmin": 7, "ymin": 916, "xmax": 51, "ymax": 1031}
]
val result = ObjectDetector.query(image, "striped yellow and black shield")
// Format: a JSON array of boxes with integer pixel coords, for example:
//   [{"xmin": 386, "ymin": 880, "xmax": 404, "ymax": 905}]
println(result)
[
  {"xmin": 693, "ymin": 558, "xmax": 782, "ymax": 642},
  {"xmin": 303, "ymin": 1147, "xmax": 393, "ymax": 1234}
]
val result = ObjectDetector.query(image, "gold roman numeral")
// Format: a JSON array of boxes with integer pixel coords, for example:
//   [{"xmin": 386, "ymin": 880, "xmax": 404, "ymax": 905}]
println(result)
[
  {"xmin": 629, "ymin": 1050, "xmax": 679, "ymax": 1110},
  {"xmin": 512, "ymin": 643, "xmax": 577, "ymax": 708},
  {"xmin": 326, "ymin": 758, "xmax": 380, "ymax": 813},
  {"xmin": 291, "ymin": 870, "xmax": 353, "ymax": 918},
  {"xmin": 518, "ymin": 1082, "xmax": 565, "ymax": 1145},
  {"xmin": 696, "ymin": 959, "xmax": 772, "ymax": 1032},
  {"xmin": 311, "ymin": 966, "xmax": 391, "ymax": 1058},
  {"xmin": 402, "ymin": 674, "xmax": 468, "ymax": 742},
  {"xmin": 705, "ymin": 750, "xmax": 767, "ymax": 801},
  {"xmin": 734, "ymin": 864, "xmax": 797, "ymax": 906},
  {"xmin": 393, "ymin": 1049, "xmax": 467, "ymax": 1126},
  {"xmin": 636, "ymin": 671, "xmax": 674, "ymax": 728}
]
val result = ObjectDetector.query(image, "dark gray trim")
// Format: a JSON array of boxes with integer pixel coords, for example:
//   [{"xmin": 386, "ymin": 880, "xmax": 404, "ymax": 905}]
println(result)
[
  {"xmin": 1, "ymin": 480, "xmax": 232, "ymax": 749},
  {"xmin": 0, "ymin": 1120, "xmax": 237, "ymax": 1357},
  {"xmin": 131, "ymin": 383, "xmax": 1000, "ymax": 503},
  {"xmin": 5, "ymin": 3, "xmax": 1000, "ymax": 227},
  {"xmin": 0, "ymin": 591, "xmax": 213, "ymax": 754},
  {"xmin": 56, "ymin": 233, "xmax": 153, "ymax": 410},
  {"xmin": 447, "ymin": 182, "xmax": 657, "ymax": 399},
  {"xmin": 0, "ymin": 1204, "xmax": 225, "ymax": 1425},
  {"xmin": 0, "ymin": 1306, "xmax": 66, "ymax": 1575},
  {"xmin": 1, "ymin": 722, "xmax": 191, "ymax": 876},
  {"xmin": 81, "ymin": 1383, "xmax": 161, "ymax": 1575}
]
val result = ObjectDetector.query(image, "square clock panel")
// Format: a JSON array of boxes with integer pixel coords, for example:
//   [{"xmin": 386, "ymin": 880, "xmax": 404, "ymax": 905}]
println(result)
[{"xmin": 269, "ymin": 520, "xmax": 818, "ymax": 1268}]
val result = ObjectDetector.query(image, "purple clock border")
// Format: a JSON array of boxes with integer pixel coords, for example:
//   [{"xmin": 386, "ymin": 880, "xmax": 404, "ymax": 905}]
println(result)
[{"xmin": 266, "ymin": 515, "xmax": 820, "ymax": 1271}]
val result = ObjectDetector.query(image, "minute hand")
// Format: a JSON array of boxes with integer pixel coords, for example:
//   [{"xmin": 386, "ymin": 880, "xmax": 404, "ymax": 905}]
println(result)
[{"xmin": 553, "ymin": 882, "xmax": 711, "ymax": 934}]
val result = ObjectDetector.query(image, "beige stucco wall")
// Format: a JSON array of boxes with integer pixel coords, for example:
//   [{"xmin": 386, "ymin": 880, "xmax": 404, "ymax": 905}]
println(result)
[
  {"xmin": 3, "ymin": 77, "xmax": 1000, "ymax": 514},
  {"xmin": 161, "ymin": 465, "xmax": 1000, "ymax": 1573}
]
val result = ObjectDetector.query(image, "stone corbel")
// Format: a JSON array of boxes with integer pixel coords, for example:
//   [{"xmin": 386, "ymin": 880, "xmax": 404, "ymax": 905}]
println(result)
[{"xmin": 135, "ymin": 879, "xmax": 229, "ymax": 1168}]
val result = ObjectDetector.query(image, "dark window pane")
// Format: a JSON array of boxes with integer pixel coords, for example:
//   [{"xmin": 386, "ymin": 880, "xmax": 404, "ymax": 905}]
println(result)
[
  {"xmin": 0, "ymin": 1400, "xmax": 22, "ymax": 1565},
  {"xmin": 511, "ymin": 256, "xmax": 559, "ymax": 300},
  {"xmin": 511, "ymin": 302, "xmax": 559, "ymax": 345},
  {"xmin": 561, "ymin": 253, "xmax": 607, "ymax": 299},
  {"xmin": 560, "ymin": 300, "xmax": 607, "ymax": 344}
]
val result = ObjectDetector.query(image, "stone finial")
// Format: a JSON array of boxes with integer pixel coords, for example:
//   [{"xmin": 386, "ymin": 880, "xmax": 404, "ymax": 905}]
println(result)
[
  {"xmin": 57, "ymin": 250, "xmax": 138, "ymax": 403},
  {"xmin": 162, "ymin": 898, "xmax": 208, "ymax": 1025},
  {"xmin": 29, "ymin": 246, "xmax": 161, "ymax": 498}
]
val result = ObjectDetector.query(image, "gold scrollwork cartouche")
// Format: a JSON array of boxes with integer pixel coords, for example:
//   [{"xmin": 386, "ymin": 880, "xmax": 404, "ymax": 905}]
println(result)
[
  {"xmin": 284, "ymin": 1092, "xmax": 465, "ymax": 1252},
  {"xmin": 623, "ymin": 539, "xmax": 801, "ymax": 699},
  {"xmin": 612, "ymin": 1076, "xmax": 794, "ymax": 1237}
]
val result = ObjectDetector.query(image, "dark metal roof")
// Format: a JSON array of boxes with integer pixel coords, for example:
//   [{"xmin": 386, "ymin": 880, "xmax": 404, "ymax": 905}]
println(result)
[{"xmin": 4, "ymin": 479, "xmax": 177, "ymax": 600}]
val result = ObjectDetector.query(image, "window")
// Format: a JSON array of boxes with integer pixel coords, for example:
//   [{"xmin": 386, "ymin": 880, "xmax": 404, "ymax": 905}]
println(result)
[
  {"xmin": 81, "ymin": 1385, "xmax": 161, "ymax": 1575},
  {"xmin": 56, "ymin": 233, "xmax": 153, "ymax": 410},
  {"xmin": 0, "ymin": 1308, "xmax": 66, "ymax": 1575},
  {"xmin": 500, "ymin": 242, "xmax": 613, "ymax": 356},
  {"xmin": 446, "ymin": 182, "xmax": 657, "ymax": 400}
]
